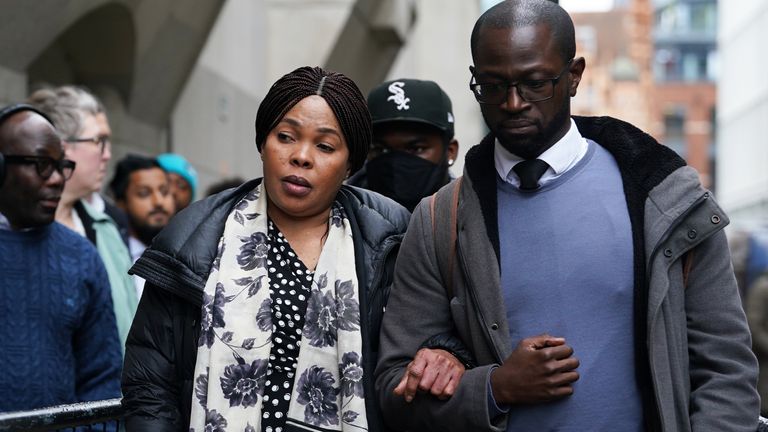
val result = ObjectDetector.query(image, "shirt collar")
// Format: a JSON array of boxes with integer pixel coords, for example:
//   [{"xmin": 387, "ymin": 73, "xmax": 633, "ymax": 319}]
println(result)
[
  {"xmin": 494, "ymin": 118, "xmax": 587, "ymax": 182},
  {"xmin": 88, "ymin": 192, "xmax": 106, "ymax": 213},
  {"xmin": 129, "ymin": 236, "xmax": 147, "ymax": 262}
]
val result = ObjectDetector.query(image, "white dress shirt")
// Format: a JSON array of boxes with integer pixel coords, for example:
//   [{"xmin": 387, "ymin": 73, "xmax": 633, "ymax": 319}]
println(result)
[
  {"xmin": 494, "ymin": 118, "xmax": 589, "ymax": 188},
  {"xmin": 128, "ymin": 236, "xmax": 147, "ymax": 299}
]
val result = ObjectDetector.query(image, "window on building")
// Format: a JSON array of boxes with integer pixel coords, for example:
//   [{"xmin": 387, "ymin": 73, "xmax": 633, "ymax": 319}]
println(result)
[
  {"xmin": 663, "ymin": 108, "xmax": 687, "ymax": 159},
  {"xmin": 690, "ymin": 3, "xmax": 716, "ymax": 33},
  {"xmin": 654, "ymin": 45, "xmax": 714, "ymax": 82},
  {"xmin": 706, "ymin": 49, "xmax": 718, "ymax": 81}
]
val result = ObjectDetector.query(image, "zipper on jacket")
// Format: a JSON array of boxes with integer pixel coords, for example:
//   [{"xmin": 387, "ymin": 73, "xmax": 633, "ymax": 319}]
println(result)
[
  {"xmin": 645, "ymin": 191, "xmax": 714, "ymax": 430},
  {"xmin": 457, "ymin": 239, "xmax": 505, "ymax": 364}
]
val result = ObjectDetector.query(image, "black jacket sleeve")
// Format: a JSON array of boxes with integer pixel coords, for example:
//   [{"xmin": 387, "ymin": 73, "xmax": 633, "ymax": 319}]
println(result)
[
  {"xmin": 419, "ymin": 332, "xmax": 476, "ymax": 368},
  {"xmin": 122, "ymin": 283, "xmax": 186, "ymax": 432}
]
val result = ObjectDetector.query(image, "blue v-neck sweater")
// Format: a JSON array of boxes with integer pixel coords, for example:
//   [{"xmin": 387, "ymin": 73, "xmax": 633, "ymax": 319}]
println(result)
[
  {"xmin": 496, "ymin": 142, "xmax": 643, "ymax": 431},
  {"xmin": 0, "ymin": 223, "xmax": 122, "ymax": 411}
]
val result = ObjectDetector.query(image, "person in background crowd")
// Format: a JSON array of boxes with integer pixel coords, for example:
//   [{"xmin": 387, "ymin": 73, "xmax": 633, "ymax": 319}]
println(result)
[
  {"xmin": 121, "ymin": 66, "xmax": 467, "ymax": 432},
  {"xmin": 347, "ymin": 78, "xmax": 459, "ymax": 211},
  {"xmin": 375, "ymin": 1, "xmax": 759, "ymax": 431},
  {"xmin": 0, "ymin": 104, "xmax": 121, "ymax": 412},
  {"xmin": 109, "ymin": 154, "xmax": 175, "ymax": 299},
  {"xmin": 746, "ymin": 273, "xmax": 768, "ymax": 416},
  {"xmin": 29, "ymin": 85, "xmax": 138, "ymax": 353},
  {"xmin": 205, "ymin": 176, "xmax": 246, "ymax": 197},
  {"xmin": 157, "ymin": 152, "xmax": 198, "ymax": 212}
]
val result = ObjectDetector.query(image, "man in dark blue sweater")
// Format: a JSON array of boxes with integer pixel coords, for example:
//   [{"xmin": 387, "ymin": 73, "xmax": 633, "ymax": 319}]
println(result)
[{"xmin": 0, "ymin": 104, "xmax": 122, "ymax": 412}]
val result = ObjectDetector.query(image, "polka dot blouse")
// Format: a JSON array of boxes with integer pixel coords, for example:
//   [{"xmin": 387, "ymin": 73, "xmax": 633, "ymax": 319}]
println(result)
[{"xmin": 260, "ymin": 219, "xmax": 314, "ymax": 432}]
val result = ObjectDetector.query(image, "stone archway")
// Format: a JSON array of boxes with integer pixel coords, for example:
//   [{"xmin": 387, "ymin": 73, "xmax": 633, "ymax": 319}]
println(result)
[
  {"xmin": 27, "ymin": 3, "xmax": 136, "ymax": 104},
  {"xmin": 1, "ymin": 0, "xmax": 223, "ymax": 157},
  {"xmin": 27, "ymin": 3, "xmax": 135, "ymax": 107}
]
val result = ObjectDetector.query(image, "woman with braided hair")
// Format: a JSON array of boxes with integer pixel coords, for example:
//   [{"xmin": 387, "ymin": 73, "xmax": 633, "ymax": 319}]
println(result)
[{"xmin": 121, "ymin": 66, "xmax": 468, "ymax": 432}]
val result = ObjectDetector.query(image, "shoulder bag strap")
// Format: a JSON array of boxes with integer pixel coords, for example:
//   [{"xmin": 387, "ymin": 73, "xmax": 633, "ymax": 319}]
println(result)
[{"xmin": 429, "ymin": 177, "xmax": 463, "ymax": 299}]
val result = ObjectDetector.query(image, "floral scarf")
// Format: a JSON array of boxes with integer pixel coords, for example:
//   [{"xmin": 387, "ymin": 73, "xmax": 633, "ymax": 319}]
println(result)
[{"xmin": 189, "ymin": 183, "xmax": 368, "ymax": 432}]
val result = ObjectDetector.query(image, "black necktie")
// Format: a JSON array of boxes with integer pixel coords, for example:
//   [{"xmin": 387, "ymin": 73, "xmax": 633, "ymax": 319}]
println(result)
[{"xmin": 512, "ymin": 159, "xmax": 549, "ymax": 191}]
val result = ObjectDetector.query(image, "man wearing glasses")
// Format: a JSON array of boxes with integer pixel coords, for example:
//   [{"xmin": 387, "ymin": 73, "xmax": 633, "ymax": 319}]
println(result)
[
  {"xmin": 0, "ymin": 104, "xmax": 122, "ymax": 411},
  {"xmin": 376, "ymin": 1, "xmax": 759, "ymax": 431},
  {"xmin": 29, "ymin": 86, "xmax": 138, "ymax": 353}
]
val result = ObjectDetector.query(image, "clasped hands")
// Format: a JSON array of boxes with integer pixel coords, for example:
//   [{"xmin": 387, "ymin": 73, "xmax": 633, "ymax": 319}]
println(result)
[{"xmin": 394, "ymin": 334, "xmax": 579, "ymax": 405}]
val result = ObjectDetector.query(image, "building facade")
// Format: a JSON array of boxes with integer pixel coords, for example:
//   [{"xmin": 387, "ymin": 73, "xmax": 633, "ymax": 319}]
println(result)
[
  {"xmin": 570, "ymin": 0, "xmax": 718, "ymax": 190},
  {"xmin": 717, "ymin": 0, "xmax": 768, "ymax": 226},
  {"xmin": 651, "ymin": 0, "xmax": 718, "ymax": 189}
]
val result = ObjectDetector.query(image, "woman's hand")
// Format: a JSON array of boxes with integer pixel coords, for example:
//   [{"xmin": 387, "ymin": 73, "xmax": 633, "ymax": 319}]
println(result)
[{"xmin": 393, "ymin": 348, "xmax": 466, "ymax": 402}]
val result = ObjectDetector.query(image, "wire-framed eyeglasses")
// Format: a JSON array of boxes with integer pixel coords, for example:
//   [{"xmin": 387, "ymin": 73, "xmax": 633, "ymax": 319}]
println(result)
[
  {"xmin": 4, "ymin": 155, "xmax": 76, "ymax": 180},
  {"xmin": 65, "ymin": 135, "xmax": 111, "ymax": 154},
  {"xmin": 469, "ymin": 59, "xmax": 574, "ymax": 104}
]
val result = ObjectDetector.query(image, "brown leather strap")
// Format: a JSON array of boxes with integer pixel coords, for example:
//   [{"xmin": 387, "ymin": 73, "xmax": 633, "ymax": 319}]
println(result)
[
  {"xmin": 429, "ymin": 178, "xmax": 462, "ymax": 299},
  {"xmin": 430, "ymin": 191, "xmax": 437, "ymax": 241},
  {"xmin": 446, "ymin": 177, "xmax": 462, "ymax": 298}
]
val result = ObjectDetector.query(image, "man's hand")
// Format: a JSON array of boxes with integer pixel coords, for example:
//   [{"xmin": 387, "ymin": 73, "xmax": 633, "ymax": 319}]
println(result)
[
  {"xmin": 490, "ymin": 334, "xmax": 579, "ymax": 405},
  {"xmin": 394, "ymin": 348, "xmax": 466, "ymax": 402}
]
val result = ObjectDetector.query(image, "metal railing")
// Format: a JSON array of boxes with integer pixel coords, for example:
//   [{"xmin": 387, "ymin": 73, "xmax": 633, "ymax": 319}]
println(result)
[
  {"xmin": 1, "ymin": 398, "xmax": 767, "ymax": 431},
  {"xmin": 0, "ymin": 398, "xmax": 123, "ymax": 432}
]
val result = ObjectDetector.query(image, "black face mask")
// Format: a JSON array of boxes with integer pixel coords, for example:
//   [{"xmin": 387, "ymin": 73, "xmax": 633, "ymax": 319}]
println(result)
[{"xmin": 366, "ymin": 151, "xmax": 449, "ymax": 211}]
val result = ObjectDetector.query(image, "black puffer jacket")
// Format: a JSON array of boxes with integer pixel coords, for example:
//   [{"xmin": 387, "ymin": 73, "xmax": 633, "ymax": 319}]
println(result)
[{"xmin": 121, "ymin": 179, "xmax": 410, "ymax": 432}]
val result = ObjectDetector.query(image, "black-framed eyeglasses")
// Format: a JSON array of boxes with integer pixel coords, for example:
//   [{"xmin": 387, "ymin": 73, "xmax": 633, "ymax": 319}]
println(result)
[
  {"xmin": 469, "ymin": 59, "xmax": 574, "ymax": 104},
  {"xmin": 4, "ymin": 155, "xmax": 76, "ymax": 180},
  {"xmin": 65, "ymin": 135, "xmax": 111, "ymax": 154}
]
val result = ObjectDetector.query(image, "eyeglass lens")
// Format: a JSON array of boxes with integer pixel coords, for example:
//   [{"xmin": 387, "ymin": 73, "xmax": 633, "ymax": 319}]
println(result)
[{"xmin": 35, "ymin": 158, "xmax": 75, "ymax": 180}]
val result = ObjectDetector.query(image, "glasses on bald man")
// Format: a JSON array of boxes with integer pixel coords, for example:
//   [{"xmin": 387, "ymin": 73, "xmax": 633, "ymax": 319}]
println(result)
[
  {"xmin": 4, "ymin": 155, "xmax": 76, "ymax": 180},
  {"xmin": 469, "ymin": 59, "xmax": 574, "ymax": 104}
]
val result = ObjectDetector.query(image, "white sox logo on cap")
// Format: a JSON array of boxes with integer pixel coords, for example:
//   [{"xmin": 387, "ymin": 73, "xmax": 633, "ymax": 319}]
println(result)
[{"xmin": 387, "ymin": 81, "xmax": 410, "ymax": 111}]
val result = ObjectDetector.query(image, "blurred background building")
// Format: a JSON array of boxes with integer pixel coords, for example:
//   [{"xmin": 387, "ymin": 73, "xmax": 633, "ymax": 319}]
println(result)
[
  {"xmin": 718, "ymin": 0, "xmax": 768, "ymax": 227},
  {"xmin": 651, "ymin": 0, "xmax": 718, "ymax": 190},
  {"xmin": 570, "ymin": 0, "xmax": 717, "ymax": 190}
]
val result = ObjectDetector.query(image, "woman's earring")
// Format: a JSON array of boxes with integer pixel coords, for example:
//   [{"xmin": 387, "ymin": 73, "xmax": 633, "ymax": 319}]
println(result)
[{"xmin": 448, "ymin": 159, "xmax": 455, "ymax": 166}]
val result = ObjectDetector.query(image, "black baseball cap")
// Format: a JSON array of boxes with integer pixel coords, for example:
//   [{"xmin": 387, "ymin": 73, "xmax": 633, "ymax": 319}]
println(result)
[{"xmin": 367, "ymin": 79, "xmax": 455, "ymax": 139}]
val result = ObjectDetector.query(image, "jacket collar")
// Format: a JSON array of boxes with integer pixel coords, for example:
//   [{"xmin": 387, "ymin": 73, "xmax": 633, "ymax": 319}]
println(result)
[
  {"xmin": 131, "ymin": 179, "xmax": 410, "ymax": 306},
  {"xmin": 463, "ymin": 115, "xmax": 687, "ymax": 259}
]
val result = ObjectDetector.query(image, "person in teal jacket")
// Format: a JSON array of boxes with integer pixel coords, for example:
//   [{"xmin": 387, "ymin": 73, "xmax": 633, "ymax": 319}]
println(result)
[{"xmin": 29, "ymin": 85, "xmax": 138, "ymax": 352}]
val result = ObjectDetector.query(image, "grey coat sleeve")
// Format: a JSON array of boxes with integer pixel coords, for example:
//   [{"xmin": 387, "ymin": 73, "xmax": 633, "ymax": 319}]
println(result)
[
  {"xmin": 374, "ymin": 202, "xmax": 505, "ymax": 432},
  {"xmin": 685, "ymin": 229, "xmax": 760, "ymax": 431}
]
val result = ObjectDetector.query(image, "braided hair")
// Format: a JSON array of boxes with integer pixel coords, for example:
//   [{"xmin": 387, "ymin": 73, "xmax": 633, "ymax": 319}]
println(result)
[{"xmin": 255, "ymin": 66, "xmax": 371, "ymax": 174}]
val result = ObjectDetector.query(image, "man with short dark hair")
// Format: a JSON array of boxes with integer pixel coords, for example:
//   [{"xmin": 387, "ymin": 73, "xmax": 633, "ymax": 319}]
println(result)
[
  {"xmin": 109, "ymin": 154, "xmax": 175, "ymax": 298},
  {"xmin": 348, "ymin": 78, "xmax": 458, "ymax": 211},
  {"xmin": 376, "ymin": 1, "xmax": 759, "ymax": 431},
  {"xmin": 0, "ymin": 104, "xmax": 121, "ymax": 411}
]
